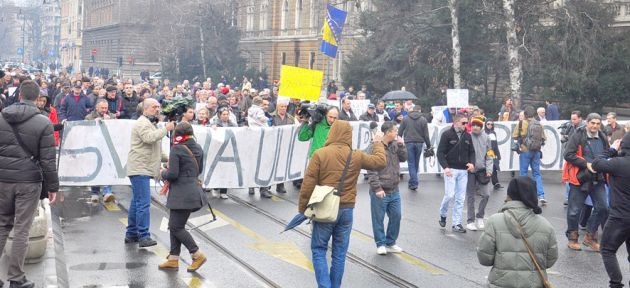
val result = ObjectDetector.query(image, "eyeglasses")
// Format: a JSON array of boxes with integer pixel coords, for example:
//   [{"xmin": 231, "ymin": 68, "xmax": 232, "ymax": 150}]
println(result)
[{"xmin": 460, "ymin": 122, "xmax": 468, "ymax": 125}]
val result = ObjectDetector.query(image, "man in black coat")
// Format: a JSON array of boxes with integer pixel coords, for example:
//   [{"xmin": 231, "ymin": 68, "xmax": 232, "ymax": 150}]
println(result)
[
  {"xmin": 593, "ymin": 133, "xmax": 630, "ymax": 288},
  {"xmin": 120, "ymin": 84, "xmax": 140, "ymax": 119},
  {"xmin": 0, "ymin": 80, "xmax": 58, "ymax": 288},
  {"xmin": 359, "ymin": 104, "xmax": 379, "ymax": 122},
  {"xmin": 398, "ymin": 105, "xmax": 431, "ymax": 191}
]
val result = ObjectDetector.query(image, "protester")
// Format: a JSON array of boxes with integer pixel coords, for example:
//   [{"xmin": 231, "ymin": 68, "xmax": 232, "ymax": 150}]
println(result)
[
  {"xmin": 397, "ymin": 105, "xmax": 431, "ymax": 191},
  {"xmin": 437, "ymin": 114, "xmax": 476, "ymax": 233},
  {"xmin": 158, "ymin": 122, "xmax": 208, "ymax": 272},
  {"xmin": 359, "ymin": 103, "xmax": 379, "ymax": 122},
  {"xmin": 375, "ymin": 101, "xmax": 391, "ymax": 122},
  {"xmin": 592, "ymin": 133, "xmax": 630, "ymax": 288},
  {"xmin": 125, "ymin": 98, "xmax": 175, "ymax": 248},
  {"xmin": 562, "ymin": 113, "xmax": 610, "ymax": 251},
  {"xmin": 120, "ymin": 84, "xmax": 140, "ymax": 119},
  {"xmin": 85, "ymin": 99, "xmax": 116, "ymax": 203},
  {"xmin": 59, "ymin": 84, "xmax": 92, "ymax": 122},
  {"xmin": 268, "ymin": 98, "xmax": 295, "ymax": 194},
  {"xmin": 299, "ymin": 120, "xmax": 386, "ymax": 288},
  {"xmin": 247, "ymin": 96, "xmax": 272, "ymax": 198},
  {"xmin": 367, "ymin": 121, "xmax": 407, "ymax": 255},
  {"xmin": 604, "ymin": 112, "xmax": 625, "ymax": 145},
  {"xmin": 546, "ymin": 99, "xmax": 561, "ymax": 121},
  {"xmin": 512, "ymin": 106, "xmax": 547, "ymax": 204},
  {"xmin": 35, "ymin": 92, "xmax": 60, "ymax": 146},
  {"xmin": 477, "ymin": 177, "xmax": 558, "ymax": 288},
  {"xmin": 180, "ymin": 106, "xmax": 195, "ymax": 123},
  {"xmin": 0, "ymin": 80, "xmax": 58, "ymax": 288},
  {"xmin": 212, "ymin": 107, "xmax": 238, "ymax": 199},
  {"xmin": 195, "ymin": 107, "xmax": 211, "ymax": 126},
  {"xmin": 464, "ymin": 116, "xmax": 494, "ymax": 231},
  {"xmin": 536, "ymin": 107, "xmax": 547, "ymax": 122},
  {"xmin": 298, "ymin": 106, "xmax": 340, "ymax": 158},
  {"xmin": 339, "ymin": 98, "xmax": 358, "ymax": 121},
  {"xmin": 484, "ymin": 119, "xmax": 502, "ymax": 189},
  {"xmin": 498, "ymin": 98, "xmax": 517, "ymax": 121},
  {"xmin": 104, "ymin": 85, "xmax": 123, "ymax": 118}
]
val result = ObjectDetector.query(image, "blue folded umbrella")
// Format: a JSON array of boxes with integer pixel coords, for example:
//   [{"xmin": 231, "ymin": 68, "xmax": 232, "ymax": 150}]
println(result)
[{"xmin": 282, "ymin": 213, "xmax": 308, "ymax": 233}]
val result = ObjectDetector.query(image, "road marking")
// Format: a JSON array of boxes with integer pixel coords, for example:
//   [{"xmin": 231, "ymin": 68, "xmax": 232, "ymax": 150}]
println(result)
[
  {"xmin": 351, "ymin": 230, "xmax": 447, "ymax": 275},
  {"xmin": 271, "ymin": 195, "xmax": 284, "ymax": 202},
  {"xmin": 118, "ymin": 218, "xmax": 128, "ymax": 227},
  {"xmin": 212, "ymin": 209, "xmax": 314, "ymax": 272},
  {"xmin": 181, "ymin": 276, "xmax": 215, "ymax": 288},
  {"xmin": 103, "ymin": 202, "xmax": 120, "ymax": 211}
]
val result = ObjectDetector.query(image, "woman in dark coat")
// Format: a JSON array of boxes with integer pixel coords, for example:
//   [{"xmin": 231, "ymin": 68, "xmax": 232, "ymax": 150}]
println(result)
[
  {"xmin": 485, "ymin": 119, "xmax": 502, "ymax": 189},
  {"xmin": 159, "ymin": 122, "xmax": 208, "ymax": 272}
]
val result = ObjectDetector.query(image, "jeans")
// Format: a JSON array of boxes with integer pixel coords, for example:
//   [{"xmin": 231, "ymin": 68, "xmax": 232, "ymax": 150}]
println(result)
[
  {"xmin": 311, "ymin": 208, "xmax": 353, "ymax": 288},
  {"xmin": 126, "ymin": 175, "xmax": 151, "ymax": 240},
  {"xmin": 370, "ymin": 191, "xmax": 401, "ymax": 247},
  {"xmin": 169, "ymin": 209, "xmax": 199, "ymax": 256},
  {"xmin": 466, "ymin": 173, "xmax": 490, "ymax": 224},
  {"xmin": 566, "ymin": 183, "xmax": 608, "ymax": 236},
  {"xmin": 91, "ymin": 185, "xmax": 112, "ymax": 196},
  {"xmin": 601, "ymin": 217, "xmax": 630, "ymax": 288},
  {"xmin": 406, "ymin": 143, "xmax": 424, "ymax": 188},
  {"xmin": 519, "ymin": 151, "xmax": 545, "ymax": 198},
  {"xmin": 439, "ymin": 169, "xmax": 468, "ymax": 226}
]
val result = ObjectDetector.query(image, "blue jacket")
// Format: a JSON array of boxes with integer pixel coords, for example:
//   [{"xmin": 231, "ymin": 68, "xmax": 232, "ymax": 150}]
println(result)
[
  {"xmin": 547, "ymin": 104, "xmax": 560, "ymax": 121},
  {"xmin": 59, "ymin": 93, "xmax": 92, "ymax": 121}
]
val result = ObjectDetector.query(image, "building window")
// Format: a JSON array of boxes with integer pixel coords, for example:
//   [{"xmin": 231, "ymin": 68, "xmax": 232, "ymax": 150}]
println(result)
[
  {"xmin": 294, "ymin": 49, "xmax": 300, "ymax": 66},
  {"xmin": 260, "ymin": 1, "xmax": 269, "ymax": 30},
  {"xmin": 281, "ymin": 52, "xmax": 286, "ymax": 65},
  {"xmin": 309, "ymin": 52, "xmax": 315, "ymax": 69},
  {"xmin": 246, "ymin": 0, "xmax": 255, "ymax": 31},
  {"xmin": 295, "ymin": 0, "xmax": 303, "ymax": 30},
  {"xmin": 309, "ymin": 0, "xmax": 316, "ymax": 28},
  {"xmin": 281, "ymin": 0, "xmax": 288, "ymax": 30}
]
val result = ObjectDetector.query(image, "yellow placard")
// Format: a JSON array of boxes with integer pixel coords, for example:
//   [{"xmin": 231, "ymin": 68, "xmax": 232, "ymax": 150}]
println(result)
[{"xmin": 278, "ymin": 65, "xmax": 324, "ymax": 102}]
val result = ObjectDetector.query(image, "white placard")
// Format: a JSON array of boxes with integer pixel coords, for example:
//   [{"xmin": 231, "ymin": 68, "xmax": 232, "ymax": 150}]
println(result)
[{"xmin": 447, "ymin": 89, "xmax": 469, "ymax": 108}]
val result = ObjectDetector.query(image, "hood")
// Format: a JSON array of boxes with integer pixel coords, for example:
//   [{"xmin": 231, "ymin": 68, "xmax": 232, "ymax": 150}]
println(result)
[
  {"xmin": 408, "ymin": 111, "xmax": 423, "ymax": 120},
  {"xmin": 325, "ymin": 120, "xmax": 352, "ymax": 148},
  {"xmin": 500, "ymin": 201, "xmax": 537, "ymax": 239},
  {"xmin": 1, "ymin": 102, "xmax": 42, "ymax": 124}
]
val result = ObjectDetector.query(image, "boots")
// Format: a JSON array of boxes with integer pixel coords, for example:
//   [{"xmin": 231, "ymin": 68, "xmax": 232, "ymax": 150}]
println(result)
[
  {"xmin": 567, "ymin": 231, "xmax": 582, "ymax": 251},
  {"xmin": 158, "ymin": 255, "xmax": 179, "ymax": 270},
  {"xmin": 187, "ymin": 251, "xmax": 207, "ymax": 272},
  {"xmin": 583, "ymin": 232, "xmax": 601, "ymax": 252}
]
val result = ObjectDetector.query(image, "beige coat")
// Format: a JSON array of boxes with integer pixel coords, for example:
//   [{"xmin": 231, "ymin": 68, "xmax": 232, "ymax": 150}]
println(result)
[{"xmin": 126, "ymin": 115, "xmax": 167, "ymax": 179}]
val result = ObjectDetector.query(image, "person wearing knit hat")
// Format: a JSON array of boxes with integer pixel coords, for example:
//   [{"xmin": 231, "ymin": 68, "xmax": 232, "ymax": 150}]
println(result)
[
  {"xmin": 592, "ymin": 133, "xmax": 630, "ymax": 287},
  {"xmin": 477, "ymin": 176, "xmax": 558, "ymax": 288},
  {"xmin": 465, "ymin": 116, "xmax": 494, "ymax": 231}
]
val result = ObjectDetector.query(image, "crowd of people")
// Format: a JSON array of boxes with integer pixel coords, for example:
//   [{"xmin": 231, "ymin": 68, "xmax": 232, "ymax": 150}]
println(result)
[{"xmin": 1, "ymin": 66, "xmax": 630, "ymax": 288}]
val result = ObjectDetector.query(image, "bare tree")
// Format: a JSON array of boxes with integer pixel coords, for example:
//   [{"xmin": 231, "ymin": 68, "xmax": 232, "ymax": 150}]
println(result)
[
  {"xmin": 448, "ymin": 0, "xmax": 461, "ymax": 89},
  {"xmin": 503, "ymin": 0, "xmax": 522, "ymax": 109}
]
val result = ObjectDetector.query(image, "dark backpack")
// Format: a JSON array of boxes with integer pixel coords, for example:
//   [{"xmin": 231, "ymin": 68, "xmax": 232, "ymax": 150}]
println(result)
[{"xmin": 524, "ymin": 119, "xmax": 544, "ymax": 151}]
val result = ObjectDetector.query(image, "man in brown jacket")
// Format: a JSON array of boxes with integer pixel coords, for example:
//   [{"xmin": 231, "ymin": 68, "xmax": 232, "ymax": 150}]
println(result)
[{"xmin": 298, "ymin": 120, "xmax": 386, "ymax": 288}]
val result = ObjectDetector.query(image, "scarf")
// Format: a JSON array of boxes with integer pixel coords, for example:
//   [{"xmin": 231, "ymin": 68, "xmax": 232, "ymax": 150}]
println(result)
[{"xmin": 173, "ymin": 135, "xmax": 193, "ymax": 145}]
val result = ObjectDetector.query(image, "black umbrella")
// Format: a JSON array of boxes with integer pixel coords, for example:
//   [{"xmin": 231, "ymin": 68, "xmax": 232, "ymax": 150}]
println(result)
[
  {"xmin": 281, "ymin": 213, "xmax": 308, "ymax": 233},
  {"xmin": 381, "ymin": 90, "xmax": 418, "ymax": 101}
]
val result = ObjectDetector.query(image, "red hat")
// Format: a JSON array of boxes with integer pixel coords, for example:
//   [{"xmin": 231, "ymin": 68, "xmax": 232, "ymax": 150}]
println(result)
[
  {"xmin": 221, "ymin": 87, "xmax": 229, "ymax": 95},
  {"xmin": 471, "ymin": 116, "xmax": 485, "ymax": 127}
]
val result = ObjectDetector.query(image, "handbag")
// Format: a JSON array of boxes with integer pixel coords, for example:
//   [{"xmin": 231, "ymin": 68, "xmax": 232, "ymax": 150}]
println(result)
[
  {"xmin": 304, "ymin": 151, "xmax": 353, "ymax": 223},
  {"xmin": 475, "ymin": 169, "xmax": 491, "ymax": 185},
  {"xmin": 504, "ymin": 210, "xmax": 553, "ymax": 288},
  {"xmin": 7, "ymin": 114, "xmax": 48, "ymax": 199}
]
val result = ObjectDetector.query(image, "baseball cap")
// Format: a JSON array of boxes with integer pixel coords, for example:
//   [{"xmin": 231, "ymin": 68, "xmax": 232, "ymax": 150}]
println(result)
[{"xmin": 367, "ymin": 103, "xmax": 375, "ymax": 109}]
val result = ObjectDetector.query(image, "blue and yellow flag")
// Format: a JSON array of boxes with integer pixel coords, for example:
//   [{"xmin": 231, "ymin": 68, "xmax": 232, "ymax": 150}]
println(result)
[{"xmin": 321, "ymin": 4, "xmax": 347, "ymax": 58}]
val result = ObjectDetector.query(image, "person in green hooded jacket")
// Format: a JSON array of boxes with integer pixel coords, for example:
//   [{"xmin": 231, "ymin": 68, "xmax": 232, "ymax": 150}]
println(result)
[
  {"xmin": 477, "ymin": 176, "xmax": 558, "ymax": 288},
  {"xmin": 294, "ymin": 105, "xmax": 339, "ymax": 189}
]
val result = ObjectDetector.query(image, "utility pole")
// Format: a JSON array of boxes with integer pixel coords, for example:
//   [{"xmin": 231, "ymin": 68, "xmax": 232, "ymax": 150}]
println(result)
[
  {"xmin": 198, "ymin": 2, "xmax": 207, "ymax": 80},
  {"xmin": 19, "ymin": 9, "xmax": 26, "ymax": 63}
]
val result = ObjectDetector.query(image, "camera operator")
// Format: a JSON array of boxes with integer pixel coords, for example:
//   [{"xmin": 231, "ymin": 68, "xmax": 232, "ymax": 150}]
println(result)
[
  {"xmin": 295, "ymin": 104, "xmax": 339, "ymax": 189},
  {"xmin": 562, "ymin": 113, "xmax": 609, "ymax": 252}
]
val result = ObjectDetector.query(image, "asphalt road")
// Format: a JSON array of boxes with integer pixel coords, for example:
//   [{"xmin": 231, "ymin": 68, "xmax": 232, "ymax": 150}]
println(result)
[{"xmin": 54, "ymin": 170, "xmax": 626, "ymax": 288}]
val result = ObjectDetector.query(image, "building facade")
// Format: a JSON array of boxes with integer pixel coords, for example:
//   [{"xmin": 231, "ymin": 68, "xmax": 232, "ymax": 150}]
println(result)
[
  {"xmin": 81, "ymin": 0, "xmax": 160, "ymax": 79},
  {"xmin": 42, "ymin": 0, "xmax": 61, "ymax": 65},
  {"xmin": 60, "ymin": 0, "xmax": 83, "ymax": 73},
  {"xmin": 236, "ymin": 0, "xmax": 373, "ymax": 82}
]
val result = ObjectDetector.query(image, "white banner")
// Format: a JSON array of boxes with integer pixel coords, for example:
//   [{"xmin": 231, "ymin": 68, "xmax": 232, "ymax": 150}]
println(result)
[{"xmin": 59, "ymin": 120, "xmax": 582, "ymax": 187}]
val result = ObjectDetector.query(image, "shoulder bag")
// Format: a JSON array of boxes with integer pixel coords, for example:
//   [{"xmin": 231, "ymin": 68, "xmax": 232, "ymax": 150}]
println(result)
[
  {"xmin": 304, "ymin": 151, "xmax": 353, "ymax": 223},
  {"xmin": 504, "ymin": 210, "xmax": 553, "ymax": 288}
]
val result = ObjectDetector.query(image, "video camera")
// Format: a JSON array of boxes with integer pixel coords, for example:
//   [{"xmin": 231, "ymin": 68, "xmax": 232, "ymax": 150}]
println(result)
[{"xmin": 298, "ymin": 102, "xmax": 329, "ymax": 127}]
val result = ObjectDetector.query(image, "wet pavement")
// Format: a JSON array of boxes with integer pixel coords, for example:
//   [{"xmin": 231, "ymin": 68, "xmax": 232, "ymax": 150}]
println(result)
[{"xmin": 25, "ymin": 170, "xmax": 628, "ymax": 287}]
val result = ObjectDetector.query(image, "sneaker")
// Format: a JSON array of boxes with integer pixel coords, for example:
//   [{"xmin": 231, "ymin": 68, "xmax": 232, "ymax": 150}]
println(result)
[
  {"xmin": 124, "ymin": 236, "xmax": 139, "ymax": 244},
  {"xmin": 563, "ymin": 200, "xmax": 568, "ymax": 206},
  {"xmin": 220, "ymin": 194, "xmax": 228, "ymax": 199},
  {"xmin": 90, "ymin": 194, "xmax": 99, "ymax": 203},
  {"xmin": 276, "ymin": 186, "xmax": 287, "ymax": 194},
  {"xmin": 139, "ymin": 237, "xmax": 157, "ymax": 248},
  {"xmin": 452, "ymin": 224, "xmax": 467, "ymax": 233},
  {"xmin": 386, "ymin": 245, "xmax": 403, "ymax": 253},
  {"xmin": 408, "ymin": 186, "xmax": 418, "ymax": 192},
  {"xmin": 248, "ymin": 188, "xmax": 255, "ymax": 195},
  {"xmin": 539, "ymin": 198, "xmax": 547, "ymax": 206},
  {"xmin": 103, "ymin": 193, "xmax": 115, "ymax": 203},
  {"xmin": 494, "ymin": 183, "xmax": 503, "ymax": 189},
  {"xmin": 476, "ymin": 218, "xmax": 485, "ymax": 230},
  {"xmin": 9, "ymin": 278, "xmax": 35, "ymax": 288},
  {"xmin": 466, "ymin": 222, "xmax": 478, "ymax": 231},
  {"xmin": 579, "ymin": 224, "xmax": 587, "ymax": 231},
  {"xmin": 260, "ymin": 188, "xmax": 272, "ymax": 198},
  {"xmin": 439, "ymin": 216, "xmax": 446, "ymax": 228},
  {"xmin": 376, "ymin": 246, "xmax": 387, "ymax": 255}
]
